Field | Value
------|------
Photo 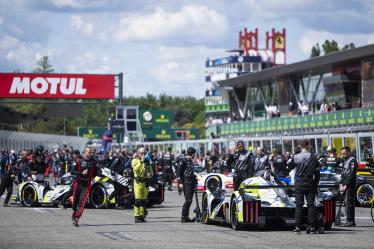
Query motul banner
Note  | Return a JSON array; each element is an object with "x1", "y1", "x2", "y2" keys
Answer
[{"x1": 0, "y1": 73, "x2": 116, "y2": 99}]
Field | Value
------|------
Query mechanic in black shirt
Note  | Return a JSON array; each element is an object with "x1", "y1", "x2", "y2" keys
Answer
[
  {"x1": 339, "y1": 146, "x2": 358, "y2": 227},
  {"x1": 180, "y1": 147, "x2": 197, "y2": 223},
  {"x1": 176, "y1": 149, "x2": 186, "y2": 195},
  {"x1": 289, "y1": 139, "x2": 320, "y2": 234},
  {"x1": 0, "y1": 150, "x2": 17, "y2": 207},
  {"x1": 163, "y1": 147, "x2": 175, "y2": 191}
]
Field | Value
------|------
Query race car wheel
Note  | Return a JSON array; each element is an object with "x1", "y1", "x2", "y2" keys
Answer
[
  {"x1": 90, "y1": 184, "x2": 108, "y2": 209},
  {"x1": 21, "y1": 185, "x2": 37, "y2": 207},
  {"x1": 356, "y1": 183, "x2": 374, "y2": 206},
  {"x1": 231, "y1": 198, "x2": 242, "y2": 231},
  {"x1": 202, "y1": 194, "x2": 211, "y2": 225}
]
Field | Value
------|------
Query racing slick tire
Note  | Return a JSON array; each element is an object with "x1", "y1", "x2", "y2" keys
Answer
[
  {"x1": 202, "y1": 194, "x2": 211, "y2": 225},
  {"x1": 90, "y1": 184, "x2": 108, "y2": 209},
  {"x1": 231, "y1": 197, "x2": 242, "y2": 231},
  {"x1": 356, "y1": 183, "x2": 374, "y2": 206},
  {"x1": 21, "y1": 184, "x2": 38, "y2": 207}
]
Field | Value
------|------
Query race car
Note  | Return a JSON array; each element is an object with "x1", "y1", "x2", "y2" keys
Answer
[
  {"x1": 89, "y1": 167, "x2": 164, "y2": 209},
  {"x1": 196, "y1": 172, "x2": 233, "y2": 191},
  {"x1": 19, "y1": 173, "x2": 73, "y2": 207},
  {"x1": 201, "y1": 174, "x2": 335, "y2": 231}
]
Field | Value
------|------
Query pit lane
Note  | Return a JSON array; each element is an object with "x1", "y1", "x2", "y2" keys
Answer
[{"x1": 1, "y1": 187, "x2": 374, "y2": 249}]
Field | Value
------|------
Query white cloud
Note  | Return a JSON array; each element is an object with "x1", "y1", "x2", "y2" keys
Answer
[
  {"x1": 52, "y1": 0, "x2": 79, "y2": 8},
  {"x1": 157, "y1": 45, "x2": 224, "y2": 62},
  {"x1": 299, "y1": 30, "x2": 374, "y2": 56},
  {"x1": 151, "y1": 61, "x2": 199, "y2": 84},
  {"x1": 70, "y1": 16, "x2": 93, "y2": 36},
  {"x1": 114, "y1": 5, "x2": 228, "y2": 43}
]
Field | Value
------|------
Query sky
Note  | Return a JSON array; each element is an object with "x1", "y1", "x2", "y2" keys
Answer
[{"x1": 1, "y1": 0, "x2": 374, "y2": 98}]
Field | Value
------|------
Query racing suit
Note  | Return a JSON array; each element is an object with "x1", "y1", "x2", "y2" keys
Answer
[
  {"x1": 340, "y1": 156, "x2": 358, "y2": 224},
  {"x1": 132, "y1": 157, "x2": 152, "y2": 222},
  {"x1": 71, "y1": 156, "x2": 97, "y2": 220},
  {"x1": 176, "y1": 153, "x2": 186, "y2": 195},
  {"x1": 180, "y1": 156, "x2": 197, "y2": 221},
  {"x1": 162, "y1": 152, "x2": 174, "y2": 190},
  {"x1": 252, "y1": 154, "x2": 271, "y2": 178},
  {"x1": 290, "y1": 150, "x2": 320, "y2": 228},
  {"x1": 233, "y1": 150, "x2": 252, "y2": 191}
]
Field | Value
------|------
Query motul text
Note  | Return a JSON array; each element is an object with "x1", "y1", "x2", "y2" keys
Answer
[{"x1": 0, "y1": 73, "x2": 116, "y2": 99}]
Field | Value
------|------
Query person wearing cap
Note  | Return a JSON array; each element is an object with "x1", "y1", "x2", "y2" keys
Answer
[
  {"x1": 338, "y1": 146, "x2": 358, "y2": 227},
  {"x1": 232, "y1": 141, "x2": 253, "y2": 190}
]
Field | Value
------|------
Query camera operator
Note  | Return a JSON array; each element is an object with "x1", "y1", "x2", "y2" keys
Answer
[
  {"x1": 339, "y1": 146, "x2": 358, "y2": 227},
  {"x1": 288, "y1": 140, "x2": 320, "y2": 234},
  {"x1": 71, "y1": 147, "x2": 98, "y2": 227},
  {"x1": 132, "y1": 147, "x2": 153, "y2": 223},
  {"x1": 179, "y1": 147, "x2": 197, "y2": 223}
]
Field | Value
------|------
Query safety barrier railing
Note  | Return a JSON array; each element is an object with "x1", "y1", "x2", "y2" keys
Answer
[{"x1": 0, "y1": 130, "x2": 89, "y2": 151}]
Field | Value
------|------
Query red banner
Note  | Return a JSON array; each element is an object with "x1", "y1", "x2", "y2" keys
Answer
[{"x1": 0, "y1": 73, "x2": 116, "y2": 99}]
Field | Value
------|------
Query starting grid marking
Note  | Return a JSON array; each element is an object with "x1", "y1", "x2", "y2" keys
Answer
[{"x1": 96, "y1": 232, "x2": 136, "y2": 241}]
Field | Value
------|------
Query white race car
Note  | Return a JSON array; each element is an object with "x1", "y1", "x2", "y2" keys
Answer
[
  {"x1": 201, "y1": 174, "x2": 335, "y2": 231},
  {"x1": 196, "y1": 172, "x2": 234, "y2": 191},
  {"x1": 19, "y1": 173, "x2": 73, "y2": 207}
]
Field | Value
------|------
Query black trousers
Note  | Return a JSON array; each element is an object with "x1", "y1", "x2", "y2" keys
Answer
[
  {"x1": 72, "y1": 181, "x2": 90, "y2": 219},
  {"x1": 295, "y1": 185, "x2": 316, "y2": 227},
  {"x1": 182, "y1": 182, "x2": 194, "y2": 218},
  {"x1": 345, "y1": 184, "x2": 356, "y2": 222},
  {"x1": 0, "y1": 176, "x2": 13, "y2": 204}
]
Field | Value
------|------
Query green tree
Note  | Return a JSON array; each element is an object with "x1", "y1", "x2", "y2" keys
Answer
[
  {"x1": 310, "y1": 43, "x2": 321, "y2": 58},
  {"x1": 34, "y1": 56, "x2": 54, "y2": 73},
  {"x1": 321, "y1": 40, "x2": 340, "y2": 55},
  {"x1": 310, "y1": 40, "x2": 356, "y2": 57}
]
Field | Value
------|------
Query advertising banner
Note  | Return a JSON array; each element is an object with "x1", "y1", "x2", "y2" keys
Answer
[
  {"x1": 209, "y1": 108, "x2": 374, "y2": 137},
  {"x1": 0, "y1": 73, "x2": 115, "y2": 99},
  {"x1": 139, "y1": 109, "x2": 173, "y2": 129}
]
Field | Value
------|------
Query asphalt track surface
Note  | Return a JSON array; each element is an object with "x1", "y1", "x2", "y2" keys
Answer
[{"x1": 1, "y1": 186, "x2": 374, "y2": 249}]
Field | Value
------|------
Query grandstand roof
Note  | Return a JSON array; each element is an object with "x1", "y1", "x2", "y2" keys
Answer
[{"x1": 218, "y1": 43, "x2": 374, "y2": 88}]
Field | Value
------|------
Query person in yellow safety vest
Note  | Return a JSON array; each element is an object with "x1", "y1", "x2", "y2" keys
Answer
[{"x1": 132, "y1": 147, "x2": 153, "y2": 223}]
